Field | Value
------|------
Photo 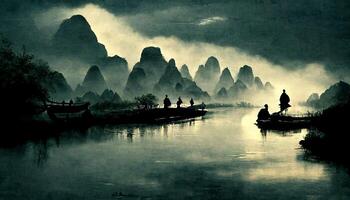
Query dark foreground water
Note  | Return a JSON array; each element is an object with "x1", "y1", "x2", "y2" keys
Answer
[{"x1": 0, "y1": 108, "x2": 350, "y2": 200}]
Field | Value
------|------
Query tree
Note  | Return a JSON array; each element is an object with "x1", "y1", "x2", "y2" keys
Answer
[
  {"x1": 134, "y1": 94, "x2": 158, "y2": 109},
  {"x1": 0, "y1": 38, "x2": 50, "y2": 117}
]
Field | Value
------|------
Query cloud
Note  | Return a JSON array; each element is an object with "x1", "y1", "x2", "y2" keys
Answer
[
  {"x1": 1, "y1": 0, "x2": 350, "y2": 81},
  {"x1": 36, "y1": 4, "x2": 335, "y2": 105},
  {"x1": 198, "y1": 16, "x2": 226, "y2": 26}
]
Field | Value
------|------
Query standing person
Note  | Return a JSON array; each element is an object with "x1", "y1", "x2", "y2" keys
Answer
[
  {"x1": 190, "y1": 98, "x2": 194, "y2": 107},
  {"x1": 176, "y1": 97, "x2": 183, "y2": 108},
  {"x1": 279, "y1": 89, "x2": 291, "y2": 113},
  {"x1": 163, "y1": 95, "x2": 171, "y2": 109}
]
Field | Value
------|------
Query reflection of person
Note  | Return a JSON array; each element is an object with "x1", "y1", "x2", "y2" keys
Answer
[
  {"x1": 257, "y1": 104, "x2": 270, "y2": 121},
  {"x1": 190, "y1": 98, "x2": 194, "y2": 107},
  {"x1": 163, "y1": 95, "x2": 171, "y2": 109},
  {"x1": 279, "y1": 89, "x2": 291, "y2": 112},
  {"x1": 176, "y1": 97, "x2": 183, "y2": 108}
]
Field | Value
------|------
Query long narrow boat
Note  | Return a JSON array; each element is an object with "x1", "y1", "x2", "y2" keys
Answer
[
  {"x1": 96, "y1": 107, "x2": 207, "y2": 124},
  {"x1": 256, "y1": 114, "x2": 313, "y2": 130},
  {"x1": 46, "y1": 100, "x2": 207, "y2": 125}
]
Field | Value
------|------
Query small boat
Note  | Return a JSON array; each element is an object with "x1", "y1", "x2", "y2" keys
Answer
[
  {"x1": 46, "y1": 101, "x2": 91, "y2": 123},
  {"x1": 256, "y1": 114, "x2": 312, "y2": 130}
]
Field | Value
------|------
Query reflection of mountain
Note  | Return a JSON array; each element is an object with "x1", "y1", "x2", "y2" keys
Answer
[
  {"x1": 306, "y1": 81, "x2": 350, "y2": 108},
  {"x1": 194, "y1": 56, "x2": 221, "y2": 93}
]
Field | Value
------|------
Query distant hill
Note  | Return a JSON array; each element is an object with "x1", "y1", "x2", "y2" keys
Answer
[
  {"x1": 215, "y1": 68, "x2": 234, "y2": 92},
  {"x1": 306, "y1": 81, "x2": 350, "y2": 109},
  {"x1": 75, "y1": 65, "x2": 108, "y2": 95},
  {"x1": 194, "y1": 56, "x2": 221, "y2": 93}
]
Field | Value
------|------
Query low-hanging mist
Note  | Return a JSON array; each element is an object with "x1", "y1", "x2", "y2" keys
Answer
[{"x1": 36, "y1": 4, "x2": 335, "y2": 109}]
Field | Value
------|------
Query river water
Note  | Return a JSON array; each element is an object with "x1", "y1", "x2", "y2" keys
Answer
[{"x1": 0, "y1": 108, "x2": 349, "y2": 199}]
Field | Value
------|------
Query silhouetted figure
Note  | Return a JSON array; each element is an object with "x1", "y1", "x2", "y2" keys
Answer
[
  {"x1": 201, "y1": 102, "x2": 206, "y2": 111},
  {"x1": 163, "y1": 95, "x2": 171, "y2": 109},
  {"x1": 176, "y1": 97, "x2": 183, "y2": 108},
  {"x1": 69, "y1": 99, "x2": 73, "y2": 106},
  {"x1": 61, "y1": 100, "x2": 65, "y2": 106},
  {"x1": 279, "y1": 89, "x2": 291, "y2": 113},
  {"x1": 190, "y1": 98, "x2": 194, "y2": 107},
  {"x1": 257, "y1": 104, "x2": 270, "y2": 121}
]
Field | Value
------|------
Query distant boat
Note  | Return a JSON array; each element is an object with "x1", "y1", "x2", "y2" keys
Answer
[{"x1": 256, "y1": 114, "x2": 313, "y2": 130}]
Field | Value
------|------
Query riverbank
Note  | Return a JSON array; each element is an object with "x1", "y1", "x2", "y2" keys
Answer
[{"x1": 299, "y1": 101, "x2": 350, "y2": 167}]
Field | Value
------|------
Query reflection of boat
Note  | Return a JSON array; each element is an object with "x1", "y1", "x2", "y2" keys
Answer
[
  {"x1": 256, "y1": 115, "x2": 312, "y2": 130},
  {"x1": 97, "y1": 108, "x2": 207, "y2": 124},
  {"x1": 46, "y1": 101, "x2": 91, "y2": 122}
]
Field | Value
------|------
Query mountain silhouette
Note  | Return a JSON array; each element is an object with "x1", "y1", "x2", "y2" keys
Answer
[
  {"x1": 96, "y1": 55, "x2": 129, "y2": 92},
  {"x1": 52, "y1": 15, "x2": 107, "y2": 62},
  {"x1": 44, "y1": 71, "x2": 73, "y2": 100},
  {"x1": 228, "y1": 79, "x2": 248, "y2": 98},
  {"x1": 237, "y1": 65, "x2": 254, "y2": 87},
  {"x1": 264, "y1": 82, "x2": 274, "y2": 90},
  {"x1": 216, "y1": 87, "x2": 228, "y2": 99},
  {"x1": 76, "y1": 65, "x2": 108, "y2": 95},
  {"x1": 194, "y1": 56, "x2": 221, "y2": 93},
  {"x1": 308, "y1": 81, "x2": 350, "y2": 108},
  {"x1": 254, "y1": 76, "x2": 264, "y2": 89},
  {"x1": 215, "y1": 68, "x2": 234, "y2": 92},
  {"x1": 180, "y1": 64, "x2": 192, "y2": 80},
  {"x1": 124, "y1": 47, "x2": 168, "y2": 97},
  {"x1": 124, "y1": 67, "x2": 147, "y2": 98}
]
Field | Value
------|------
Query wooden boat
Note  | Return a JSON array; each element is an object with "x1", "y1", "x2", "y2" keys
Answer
[
  {"x1": 46, "y1": 101, "x2": 91, "y2": 122},
  {"x1": 96, "y1": 107, "x2": 207, "y2": 124},
  {"x1": 256, "y1": 114, "x2": 312, "y2": 130}
]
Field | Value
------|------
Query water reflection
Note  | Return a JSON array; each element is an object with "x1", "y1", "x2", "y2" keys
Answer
[{"x1": 0, "y1": 108, "x2": 349, "y2": 199}]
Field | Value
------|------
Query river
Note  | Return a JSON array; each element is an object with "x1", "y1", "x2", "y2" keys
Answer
[{"x1": 0, "y1": 108, "x2": 349, "y2": 199}]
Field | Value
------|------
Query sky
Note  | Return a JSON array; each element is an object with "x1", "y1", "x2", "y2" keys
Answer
[{"x1": 0, "y1": 0, "x2": 349, "y2": 104}]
